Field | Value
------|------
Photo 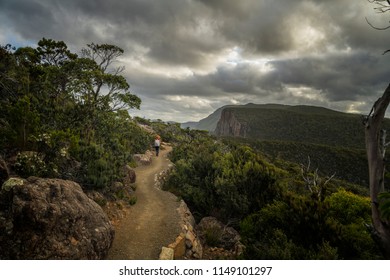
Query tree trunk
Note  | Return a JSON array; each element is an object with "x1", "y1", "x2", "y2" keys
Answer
[{"x1": 365, "y1": 83, "x2": 390, "y2": 258}]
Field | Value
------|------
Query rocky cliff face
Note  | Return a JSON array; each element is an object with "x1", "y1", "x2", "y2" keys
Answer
[
  {"x1": 214, "y1": 109, "x2": 248, "y2": 137},
  {"x1": 0, "y1": 177, "x2": 114, "y2": 259}
]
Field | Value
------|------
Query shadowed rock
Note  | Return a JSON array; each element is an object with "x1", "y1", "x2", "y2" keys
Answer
[
  {"x1": 0, "y1": 177, "x2": 114, "y2": 259},
  {"x1": 0, "y1": 157, "x2": 9, "y2": 186}
]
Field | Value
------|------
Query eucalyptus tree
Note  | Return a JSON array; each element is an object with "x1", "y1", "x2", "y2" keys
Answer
[
  {"x1": 364, "y1": 0, "x2": 390, "y2": 258},
  {"x1": 79, "y1": 43, "x2": 141, "y2": 112},
  {"x1": 0, "y1": 39, "x2": 144, "y2": 186}
]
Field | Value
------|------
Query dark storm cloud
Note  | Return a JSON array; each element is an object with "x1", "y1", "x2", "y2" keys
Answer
[
  {"x1": 266, "y1": 52, "x2": 390, "y2": 101},
  {"x1": 2, "y1": 0, "x2": 388, "y2": 61},
  {"x1": 2, "y1": 0, "x2": 390, "y2": 121},
  {"x1": 53, "y1": 0, "x2": 226, "y2": 67},
  {"x1": 203, "y1": 0, "x2": 303, "y2": 54},
  {"x1": 214, "y1": 52, "x2": 390, "y2": 102},
  {"x1": 0, "y1": 0, "x2": 56, "y2": 38},
  {"x1": 128, "y1": 50, "x2": 390, "y2": 108}
]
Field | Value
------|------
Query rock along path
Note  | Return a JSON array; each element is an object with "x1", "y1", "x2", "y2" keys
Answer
[{"x1": 106, "y1": 146, "x2": 181, "y2": 259}]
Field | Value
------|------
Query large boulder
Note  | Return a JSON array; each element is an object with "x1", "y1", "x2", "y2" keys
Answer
[
  {"x1": 122, "y1": 165, "x2": 136, "y2": 186},
  {"x1": 197, "y1": 217, "x2": 244, "y2": 257},
  {"x1": 133, "y1": 150, "x2": 153, "y2": 166},
  {"x1": 0, "y1": 177, "x2": 114, "y2": 259}
]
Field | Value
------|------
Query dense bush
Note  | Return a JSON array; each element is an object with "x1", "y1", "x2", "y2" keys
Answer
[
  {"x1": 167, "y1": 137, "x2": 279, "y2": 223},
  {"x1": 240, "y1": 188, "x2": 380, "y2": 259},
  {"x1": 0, "y1": 39, "x2": 149, "y2": 190},
  {"x1": 165, "y1": 131, "x2": 382, "y2": 259}
]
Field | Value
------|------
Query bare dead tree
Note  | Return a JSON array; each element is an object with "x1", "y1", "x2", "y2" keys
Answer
[
  {"x1": 363, "y1": 84, "x2": 390, "y2": 258},
  {"x1": 368, "y1": 0, "x2": 390, "y2": 13},
  {"x1": 367, "y1": 0, "x2": 390, "y2": 54},
  {"x1": 301, "y1": 156, "x2": 335, "y2": 201},
  {"x1": 363, "y1": 0, "x2": 390, "y2": 258}
]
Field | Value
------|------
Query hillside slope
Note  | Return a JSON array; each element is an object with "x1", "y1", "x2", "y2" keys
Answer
[
  {"x1": 184, "y1": 103, "x2": 390, "y2": 186},
  {"x1": 181, "y1": 103, "x2": 289, "y2": 131},
  {"x1": 214, "y1": 104, "x2": 390, "y2": 149},
  {"x1": 181, "y1": 106, "x2": 226, "y2": 131}
]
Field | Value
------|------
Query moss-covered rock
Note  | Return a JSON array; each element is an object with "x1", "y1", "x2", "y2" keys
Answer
[{"x1": 1, "y1": 177, "x2": 24, "y2": 192}]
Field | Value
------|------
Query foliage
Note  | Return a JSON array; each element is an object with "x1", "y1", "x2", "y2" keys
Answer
[
  {"x1": 212, "y1": 144, "x2": 280, "y2": 219},
  {"x1": 204, "y1": 226, "x2": 223, "y2": 247},
  {"x1": 0, "y1": 39, "x2": 149, "y2": 191},
  {"x1": 165, "y1": 129, "x2": 382, "y2": 259},
  {"x1": 167, "y1": 135, "x2": 279, "y2": 223},
  {"x1": 149, "y1": 121, "x2": 201, "y2": 144},
  {"x1": 246, "y1": 139, "x2": 369, "y2": 187},
  {"x1": 210, "y1": 104, "x2": 390, "y2": 188},
  {"x1": 240, "y1": 189, "x2": 380, "y2": 259},
  {"x1": 222, "y1": 106, "x2": 387, "y2": 149},
  {"x1": 127, "y1": 196, "x2": 137, "y2": 206},
  {"x1": 14, "y1": 152, "x2": 48, "y2": 177},
  {"x1": 379, "y1": 192, "x2": 390, "y2": 220}
]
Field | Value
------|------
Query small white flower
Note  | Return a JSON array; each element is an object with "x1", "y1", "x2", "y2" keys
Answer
[{"x1": 60, "y1": 147, "x2": 68, "y2": 157}]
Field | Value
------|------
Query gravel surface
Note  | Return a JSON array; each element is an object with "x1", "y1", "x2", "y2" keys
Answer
[{"x1": 106, "y1": 146, "x2": 181, "y2": 260}]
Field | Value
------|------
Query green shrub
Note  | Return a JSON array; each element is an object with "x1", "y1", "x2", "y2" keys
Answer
[
  {"x1": 14, "y1": 152, "x2": 49, "y2": 177},
  {"x1": 127, "y1": 196, "x2": 137, "y2": 206},
  {"x1": 204, "y1": 226, "x2": 222, "y2": 247},
  {"x1": 379, "y1": 192, "x2": 390, "y2": 220}
]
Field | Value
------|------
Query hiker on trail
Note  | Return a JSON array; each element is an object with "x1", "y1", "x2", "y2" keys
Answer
[{"x1": 154, "y1": 135, "x2": 161, "y2": 156}]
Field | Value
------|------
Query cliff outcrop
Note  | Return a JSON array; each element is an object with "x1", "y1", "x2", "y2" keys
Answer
[{"x1": 215, "y1": 109, "x2": 248, "y2": 137}]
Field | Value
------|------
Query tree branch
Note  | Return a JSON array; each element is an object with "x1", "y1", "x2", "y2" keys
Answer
[{"x1": 366, "y1": 17, "x2": 390, "y2": 30}]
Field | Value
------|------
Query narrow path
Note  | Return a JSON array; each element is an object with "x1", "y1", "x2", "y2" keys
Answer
[{"x1": 106, "y1": 146, "x2": 181, "y2": 259}]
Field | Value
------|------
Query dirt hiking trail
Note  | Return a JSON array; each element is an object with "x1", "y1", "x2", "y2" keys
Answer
[{"x1": 106, "y1": 146, "x2": 181, "y2": 259}]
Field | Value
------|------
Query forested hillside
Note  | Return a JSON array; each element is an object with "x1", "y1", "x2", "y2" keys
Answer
[
  {"x1": 232, "y1": 138, "x2": 369, "y2": 186},
  {"x1": 181, "y1": 104, "x2": 390, "y2": 186},
  {"x1": 212, "y1": 104, "x2": 390, "y2": 149},
  {"x1": 175, "y1": 104, "x2": 390, "y2": 259}
]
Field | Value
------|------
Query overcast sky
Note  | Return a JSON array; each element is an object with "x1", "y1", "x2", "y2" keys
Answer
[{"x1": 1, "y1": 0, "x2": 390, "y2": 122}]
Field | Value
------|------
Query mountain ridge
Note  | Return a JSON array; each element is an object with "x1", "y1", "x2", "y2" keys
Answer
[
  {"x1": 180, "y1": 103, "x2": 390, "y2": 186},
  {"x1": 181, "y1": 103, "x2": 375, "y2": 147},
  {"x1": 215, "y1": 104, "x2": 374, "y2": 149}
]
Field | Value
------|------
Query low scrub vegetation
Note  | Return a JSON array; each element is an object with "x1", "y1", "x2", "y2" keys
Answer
[{"x1": 164, "y1": 130, "x2": 382, "y2": 259}]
